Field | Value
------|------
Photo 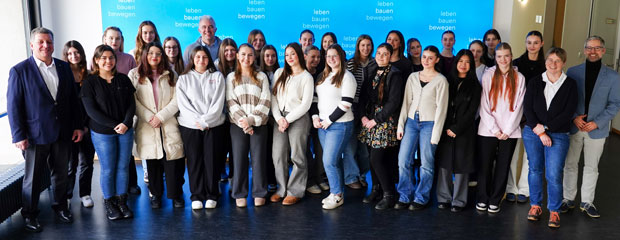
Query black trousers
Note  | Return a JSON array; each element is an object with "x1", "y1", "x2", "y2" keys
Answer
[
  {"x1": 476, "y1": 136, "x2": 518, "y2": 205},
  {"x1": 22, "y1": 140, "x2": 71, "y2": 218},
  {"x1": 67, "y1": 132, "x2": 95, "y2": 198},
  {"x1": 266, "y1": 119, "x2": 276, "y2": 185},
  {"x1": 146, "y1": 157, "x2": 185, "y2": 200},
  {"x1": 220, "y1": 120, "x2": 234, "y2": 179},
  {"x1": 369, "y1": 146, "x2": 397, "y2": 194},
  {"x1": 128, "y1": 156, "x2": 138, "y2": 187},
  {"x1": 180, "y1": 125, "x2": 223, "y2": 201},
  {"x1": 306, "y1": 126, "x2": 325, "y2": 186},
  {"x1": 230, "y1": 124, "x2": 268, "y2": 198}
]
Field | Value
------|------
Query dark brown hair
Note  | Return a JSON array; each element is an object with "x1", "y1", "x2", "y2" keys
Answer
[
  {"x1": 62, "y1": 40, "x2": 88, "y2": 84},
  {"x1": 352, "y1": 34, "x2": 374, "y2": 72},
  {"x1": 218, "y1": 38, "x2": 238, "y2": 77},
  {"x1": 273, "y1": 42, "x2": 307, "y2": 96},
  {"x1": 134, "y1": 20, "x2": 161, "y2": 65},
  {"x1": 137, "y1": 42, "x2": 173, "y2": 86},
  {"x1": 163, "y1": 36, "x2": 185, "y2": 74},
  {"x1": 91, "y1": 44, "x2": 117, "y2": 76},
  {"x1": 182, "y1": 45, "x2": 217, "y2": 75},
  {"x1": 233, "y1": 44, "x2": 260, "y2": 86}
]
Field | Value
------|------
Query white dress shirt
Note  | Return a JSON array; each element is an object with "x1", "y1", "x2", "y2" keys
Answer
[
  {"x1": 542, "y1": 71, "x2": 567, "y2": 110},
  {"x1": 34, "y1": 57, "x2": 59, "y2": 100}
]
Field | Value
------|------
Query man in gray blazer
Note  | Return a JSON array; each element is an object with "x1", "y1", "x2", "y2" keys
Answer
[{"x1": 562, "y1": 36, "x2": 620, "y2": 218}]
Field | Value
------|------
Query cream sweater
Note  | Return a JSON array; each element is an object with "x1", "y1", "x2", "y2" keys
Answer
[
  {"x1": 271, "y1": 68, "x2": 314, "y2": 123},
  {"x1": 397, "y1": 72, "x2": 449, "y2": 144}
]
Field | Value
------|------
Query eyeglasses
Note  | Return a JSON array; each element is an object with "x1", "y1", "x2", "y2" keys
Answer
[
  {"x1": 148, "y1": 52, "x2": 162, "y2": 57},
  {"x1": 585, "y1": 46, "x2": 605, "y2": 51}
]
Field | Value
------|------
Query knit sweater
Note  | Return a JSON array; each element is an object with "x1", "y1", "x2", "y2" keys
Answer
[
  {"x1": 397, "y1": 71, "x2": 449, "y2": 144},
  {"x1": 271, "y1": 68, "x2": 314, "y2": 123},
  {"x1": 312, "y1": 70, "x2": 357, "y2": 124},
  {"x1": 226, "y1": 71, "x2": 271, "y2": 128},
  {"x1": 176, "y1": 70, "x2": 226, "y2": 129}
]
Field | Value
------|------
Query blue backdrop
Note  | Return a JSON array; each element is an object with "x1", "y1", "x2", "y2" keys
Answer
[{"x1": 102, "y1": 0, "x2": 494, "y2": 63}]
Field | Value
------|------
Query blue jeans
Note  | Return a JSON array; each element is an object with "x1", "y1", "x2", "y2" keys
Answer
[
  {"x1": 342, "y1": 124, "x2": 367, "y2": 184},
  {"x1": 397, "y1": 115, "x2": 436, "y2": 204},
  {"x1": 318, "y1": 121, "x2": 354, "y2": 195},
  {"x1": 91, "y1": 129, "x2": 134, "y2": 199},
  {"x1": 522, "y1": 126, "x2": 569, "y2": 212}
]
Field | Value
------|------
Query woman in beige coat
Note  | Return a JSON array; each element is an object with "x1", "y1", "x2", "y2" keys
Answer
[{"x1": 129, "y1": 42, "x2": 185, "y2": 209}]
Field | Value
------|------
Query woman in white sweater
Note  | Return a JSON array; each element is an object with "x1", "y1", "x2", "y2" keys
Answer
[
  {"x1": 270, "y1": 42, "x2": 314, "y2": 206},
  {"x1": 226, "y1": 44, "x2": 272, "y2": 208},
  {"x1": 395, "y1": 45, "x2": 449, "y2": 210},
  {"x1": 176, "y1": 46, "x2": 226, "y2": 210},
  {"x1": 312, "y1": 44, "x2": 357, "y2": 209},
  {"x1": 128, "y1": 42, "x2": 185, "y2": 209}
]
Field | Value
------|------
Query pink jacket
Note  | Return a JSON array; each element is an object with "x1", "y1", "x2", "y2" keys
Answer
[{"x1": 478, "y1": 66, "x2": 526, "y2": 138}]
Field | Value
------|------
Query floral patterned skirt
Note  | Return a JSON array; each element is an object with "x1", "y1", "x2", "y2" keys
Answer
[{"x1": 358, "y1": 107, "x2": 399, "y2": 149}]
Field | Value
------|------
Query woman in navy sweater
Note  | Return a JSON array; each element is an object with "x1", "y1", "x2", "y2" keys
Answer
[{"x1": 522, "y1": 47, "x2": 577, "y2": 228}]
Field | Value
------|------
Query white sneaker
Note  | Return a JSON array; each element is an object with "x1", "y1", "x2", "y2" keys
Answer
[
  {"x1": 488, "y1": 204, "x2": 500, "y2": 213},
  {"x1": 476, "y1": 202, "x2": 487, "y2": 211},
  {"x1": 322, "y1": 194, "x2": 343, "y2": 210},
  {"x1": 306, "y1": 185, "x2": 322, "y2": 194},
  {"x1": 191, "y1": 200, "x2": 204, "y2": 210},
  {"x1": 143, "y1": 170, "x2": 149, "y2": 183},
  {"x1": 205, "y1": 200, "x2": 217, "y2": 209},
  {"x1": 81, "y1": 195, "x2": 94, "y2": 208}
]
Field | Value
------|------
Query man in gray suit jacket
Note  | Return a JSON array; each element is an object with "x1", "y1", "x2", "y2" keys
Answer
[{"x1": 562, "y1": 36, "x2": 620, "y2": 218}]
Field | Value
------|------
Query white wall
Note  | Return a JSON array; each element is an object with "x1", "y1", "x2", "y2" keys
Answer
[
  {"x1": 493, "y1": 0, "x2": 514, "y2": 43},
  {"x1": 40, "y1": 0, "x2": 102, "y2": 67},
  {"x1": 0, "y1": 0, "x2": 29, "y2": 114}
]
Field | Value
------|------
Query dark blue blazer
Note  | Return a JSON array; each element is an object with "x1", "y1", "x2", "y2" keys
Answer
[{"x1": 7, "y1": 56, "x2": 82, "y2": 145}]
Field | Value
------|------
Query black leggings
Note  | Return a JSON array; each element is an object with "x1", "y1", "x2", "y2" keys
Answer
[{"x1": 369, "y1": 146, "x2": 397, "y2": 195}]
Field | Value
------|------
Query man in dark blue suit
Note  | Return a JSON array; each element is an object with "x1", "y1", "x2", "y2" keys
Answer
[{"x1": 7, "y1": 27, "x2": 83, "y2": 233}]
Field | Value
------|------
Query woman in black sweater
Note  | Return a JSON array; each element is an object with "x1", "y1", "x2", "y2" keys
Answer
[
  {"x1": 81, "y1": 45, "x2": 136, "y2": 221},
  {"x1": 522, "y1": 47, "x2": 577, "y2": 228},
  {"x1": 506, "y1": 30, "x2": 546, "y2": 203},
  {"x1": 358, "y1": 43, "x2": 405, "y2": 210},
  {"x1": 435, "y1": 49, "x2": 481, "y2": 212}
]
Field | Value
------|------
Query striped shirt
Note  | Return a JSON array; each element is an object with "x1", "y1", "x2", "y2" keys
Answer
[
  {"x1": 346, "y1": 58, "x2": 372, "y2": 103},
  {"x1": 226, "y1": 71, "x2": 271, "y2": 128}
]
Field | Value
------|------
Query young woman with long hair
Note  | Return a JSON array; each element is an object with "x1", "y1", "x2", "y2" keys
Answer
[
  {"x1": 407, "y1": 38, "x2": 423, "y2": 72},
  {"x1": 476, "y1": 43, "x2": 526, "y2": 214},
  {"x1": 482, "y1": 29, "x2": 501, "y2": 67},
  {"x1": 130, "y1": 20, "x2": 161, "y2": 65},
  {"x1": 215, "y1": 38, "x2": 238, "y2": 182},
  {"x1": 176, "y1": 46, "x2": 226, "y2": 209},
  {"x1": 270, "y1": 42, "x2": 314, "y2": 206},
  {"x1": 62, "y1": 40, "x2": 96, "y2": 208},
  {"x1": 163, "y1": 36, "x2": 185, "y2": 75},
  {"x1": 358, "y1": 43, "x2": 405, "y2": 210},
  {"x1": 128, "y1": 42, "x2": 185, "y2": 209},
  {"x1": 81, "y1": 45, "x2": 135, "y2": 220},
  {"x1": 226, "y1": 44, "x2": 272, "y2": 207},
  {"x1": 395, "y1": 45, "x2": 449, "y2": 210},
  {"x1": 386, "y1": 30, "x2": 412, "y2": 78}
]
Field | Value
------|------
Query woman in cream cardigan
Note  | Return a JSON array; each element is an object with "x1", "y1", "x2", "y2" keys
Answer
[
  {"x1": 128, "y1": 42, "x2": 185, "y2": 209},
  {"x1": 395, "y1": 45, "x2": 449, "y2": 211}
]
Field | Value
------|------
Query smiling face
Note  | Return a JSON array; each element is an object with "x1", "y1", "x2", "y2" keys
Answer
[
  {"x1": 545, "y1": 53, "x2": 565, "y2": 76},
  {"x1": 224, "y1": 45, "x2": 237, "y2": 62},
  {"x1": 66, "y1": 47, "x2": 81, "y2": 65},
  {"x1": 251, "y1": 33, "x2": 265, "y2": 51},
  {"x1": 495, "y1": 48, "x2": 512, "y2": 70},
  {"x1": 584, "y1": 39, "x2": 606, "y2": 62},
  {"x1": 264, "y1": 49, "x2": 277, "y2": 67},
  {"x1": 199, "y1": 18, "x2": 217, "y2": 42},
  {"x1": 322, "y1": 35, "x2": 334, "y2": 50},
  {"x1": 237, "y1": 45, "x2": 255, "y2": 69},
  {"x1": 285, "y1": 47, "x2": 300, "y2": 68},
  {"x1": 421, "y1": 50, "x2": 439, "y2": 70},
  {"x1": 193, "y1": 50, "x2": 209, "y2": 72},
  {"x1": 30, "y1": 33, "x2": 54, "y2": 63},
  {"x1": 147, "y1": 46, "x2": 162, "y2": 68},
  {"x1": 141, "y1": 25, "x2": 156, "y2": 44},
  {"x1": 326, "y1": 48, "x2": 341, "y2": 72},
  {"x1": 359, "y1": 39, "x2": 372, "y2": 58},
  {"x1": 375, "y1": 47, "x2": 391, "y2": 67},
  {"x1": 457, "y1": 55, "x2": 471, "y2": 76},
  {"x1": 104, "y1": 30, "x2": 122, "y2": 51},
  {"x1": 305, "y1": 49, "x2": 320, "y2": 69},
  {"x1": 164, "y1": 40, "x2": 179, "y2": 59},
  {"x1": 96, "y1": 50, "x2": 116, "y2": 73}
]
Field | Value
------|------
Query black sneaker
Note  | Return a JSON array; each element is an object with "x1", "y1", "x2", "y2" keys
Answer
[
  {"x1": 437, "y1": 202, "x2": 451, "y2": 210},
  {"x1": 580, "y1": 202, "x2": 600, "y2": 218},
  {"x1": 128, "y1": 186, "x2": 141, "y2": 195},
  {"x1": 408, "y1": 202, "x2": 426, "y2": 211},
  {"x1": 375, "y1": 195, "x2": 395, "y2": 210},
  {"x1": 560, "y1": 199, "x2": 575, "y2": 213},
  {"x1": 173, "y1": 198, "x2": 185, "y2": 208},
  {"x1": 150, "y1": 196, "x2": 162, "y2": 209},
  {"x1": 394, "y1": 201, "x2": 410, "y2": 210},
  {"x1": 451, "y1": 206, "x2": 464, "y2": 212}
]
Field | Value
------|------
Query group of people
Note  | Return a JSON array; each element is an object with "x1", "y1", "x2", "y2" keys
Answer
[{"x1": 8, "y1": 14, "x2": 620, "y2": 233}]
